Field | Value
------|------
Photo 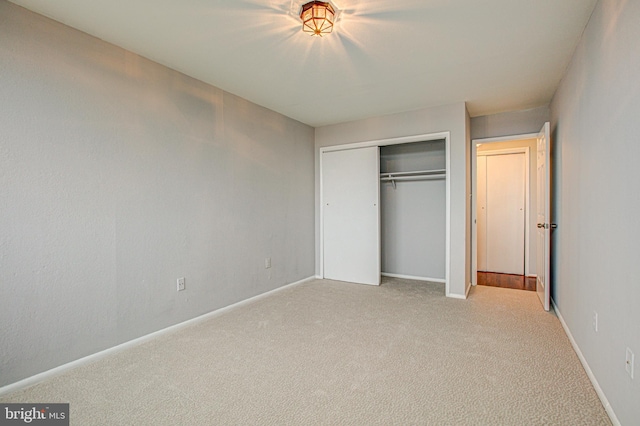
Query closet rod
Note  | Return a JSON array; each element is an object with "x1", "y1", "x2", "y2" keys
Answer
[
  {"x1": 380, "y1": 175, "x2": 445, "y2": 182},
  {"x1": 379, "y1": 169, "x2": 445, "y2": 178}
]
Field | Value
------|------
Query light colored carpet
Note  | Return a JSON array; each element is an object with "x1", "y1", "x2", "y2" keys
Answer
[{"x1": 1, "y1": 278, "x2": 610, "y2": 425}]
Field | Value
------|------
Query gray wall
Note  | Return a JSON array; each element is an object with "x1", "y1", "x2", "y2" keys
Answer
[
  {"x1": 315, "y1": 103, "x2": 470, "y2": 297},
  {"x1": 381, "y1": 181, "x2": 446, "y2": 279},
  {"x1": 550, "y1": 0, "x2": 640, "y2": 422},
  {"x1": 471, "y1": 106, "x2": 550, "y2": 140},
  {"x1": 0, "y1": 2, "x2": 315, "y2": 387}
]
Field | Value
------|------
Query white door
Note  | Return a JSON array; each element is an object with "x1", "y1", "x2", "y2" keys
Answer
[
  {"x1": 478, "y1": 153, "x2": 526, "y2": 275},
  {"x1": 476, "y1": 156, "x2": 488, "y2": 272},
  {"x1": 536, "y1": 122, "x2": 551, "y2": 311},
  {"x1": 322, "y1": 147, "x2": 380, "y2": 286}
]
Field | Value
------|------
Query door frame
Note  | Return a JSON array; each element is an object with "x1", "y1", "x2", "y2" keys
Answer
[
  {"x1": 320, "y1": 131, "x2": 452, "y2": 296},
  {"x1": 471, "y1": 133, "x2": 537, "y2": 286}
]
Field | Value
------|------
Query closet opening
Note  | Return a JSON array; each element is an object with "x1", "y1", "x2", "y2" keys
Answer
[{"x1": 380, "y1": 139, "x2": 446, "y2": 284}]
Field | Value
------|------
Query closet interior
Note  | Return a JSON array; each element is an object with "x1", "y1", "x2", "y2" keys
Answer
[{"x1": 380, "y1": 139, "x2": 446, "y2": 282}]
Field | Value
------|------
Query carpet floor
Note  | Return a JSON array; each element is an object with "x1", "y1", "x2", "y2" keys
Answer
[{"x1": 0, "y1": 277, "x2": 611, "y2": 425}]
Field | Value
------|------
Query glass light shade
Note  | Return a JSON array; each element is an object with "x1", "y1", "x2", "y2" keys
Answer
[{"x1": 300, "y1": 1, "x2": 335, "y2": 36}]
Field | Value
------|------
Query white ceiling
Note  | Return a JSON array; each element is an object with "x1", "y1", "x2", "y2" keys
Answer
[{"x1": 9, "y1": 0, "x2": 597, "y2": 127}]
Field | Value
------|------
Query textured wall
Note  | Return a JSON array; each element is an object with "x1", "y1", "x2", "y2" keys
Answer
[
  {"x1": 315, "y1": 103, "x2": 469, "y2": 297},
  {"x1": 550, "y1": 0, "x2": 640, "y2": 422},
  {"x1": 0, "y1": 2, "x2": 315, "y2": 387}
]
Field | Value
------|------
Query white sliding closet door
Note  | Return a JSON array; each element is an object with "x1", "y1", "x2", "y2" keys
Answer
[{"x1": 322, "y1": 147, "x2": 380, "y2": 286}]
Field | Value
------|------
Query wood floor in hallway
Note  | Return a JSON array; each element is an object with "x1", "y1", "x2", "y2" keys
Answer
[{"x1": 477, "y1": 271, "x2": 536, "y2": 291}]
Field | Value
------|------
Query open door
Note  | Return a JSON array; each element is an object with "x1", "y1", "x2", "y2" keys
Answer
[
  {"x1": 536, "y1": 122, "x2": 551, "y2": 311},
  {"x1": 322, "y1": 147, "x2": 380, "y2": 286}
]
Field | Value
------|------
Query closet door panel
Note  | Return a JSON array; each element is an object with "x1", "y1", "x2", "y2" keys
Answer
[{"x1": 322, "y1": 147, "x2": 380, "y2": 286}]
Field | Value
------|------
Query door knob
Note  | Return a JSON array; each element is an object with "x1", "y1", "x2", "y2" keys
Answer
[{"x1": 537, "y1": 223, "x2": 544, "y2": 228}]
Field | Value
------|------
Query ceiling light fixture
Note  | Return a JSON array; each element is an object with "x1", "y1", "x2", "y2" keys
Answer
[{"x1": 300, "y1": 1, "x2": 336, "y2": 37}]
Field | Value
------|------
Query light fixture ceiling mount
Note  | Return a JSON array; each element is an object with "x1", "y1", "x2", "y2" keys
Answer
[{"x1": 300, "y1": 1, "x2": 336, "y2": 37}]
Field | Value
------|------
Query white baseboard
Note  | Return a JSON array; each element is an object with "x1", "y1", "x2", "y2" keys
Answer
[
  {"x1": 551, "y1": 298, "x2": 620, "y2": 426},
  {"x1": 0, "y1": 275, "x2": 316, "y2": 397},
  {"x1": 446, "y1": 292, "x2": 467, "y2": 300},
  {"x1": 381, "y1": 272, "x2": 446, "y2": 283}
]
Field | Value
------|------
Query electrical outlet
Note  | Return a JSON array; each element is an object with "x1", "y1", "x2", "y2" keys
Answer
[
  {"x1": 626, "y1": 348, "x2": 635, "y2": 379},
  {"x1": 265, "y1": 257, "x2": 271, "y2": 269},
  {"x1": 592, "y1": 311, "x2": 598, "y2": 332},
  {"x1": 177, "y1": 277, "x2": 185, "y2": 292}
]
